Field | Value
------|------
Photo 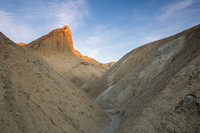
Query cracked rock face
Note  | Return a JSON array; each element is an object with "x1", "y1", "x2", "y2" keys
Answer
[{"x1": 0, "y1": 32, "x2": 111, "y2": 133}]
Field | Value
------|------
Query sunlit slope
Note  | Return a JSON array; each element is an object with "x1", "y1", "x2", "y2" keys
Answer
[{"x1": 25, "y1": 26, "x2": 114, "y2": 88}]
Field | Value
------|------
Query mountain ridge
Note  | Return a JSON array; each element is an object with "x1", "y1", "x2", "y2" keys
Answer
[
  {"x1": 82, "y1": 24, "x2": 200, "y2": 132},
  {"x1": 23, "y1": 25, "x2": 115, "y2": 88}
]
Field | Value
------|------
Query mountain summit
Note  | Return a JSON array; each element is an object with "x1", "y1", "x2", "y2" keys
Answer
[
  {"x1": 16, "y1": 42, "x2": 26, "y2": 46},
  {"x1": 25, "y1": 26, "x2": 114, "y2": 88},
  {"x1": 26, "y1": 26, "x2": 74, "y2": 56}
]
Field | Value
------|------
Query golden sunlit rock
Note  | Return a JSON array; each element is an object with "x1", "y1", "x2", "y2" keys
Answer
[
  {"x1": 16, "y1": 42, "x2": 26, "y2": 46},
  {"x1": 25, "y1": 26, "x2": 115, "y2": 88}
]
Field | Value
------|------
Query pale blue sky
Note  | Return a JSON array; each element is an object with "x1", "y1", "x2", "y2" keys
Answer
[{"x1": 0, "y1": 0, "x2": 200, "y2": 62}]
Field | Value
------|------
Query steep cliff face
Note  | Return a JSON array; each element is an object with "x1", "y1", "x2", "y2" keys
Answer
[
  {"x1": 26, "y1": 26, "x2": 74, "y2": 56},
  {"x1": 25, "y1": 26, "x2": 114, "y2": 88},
  {"x1": 83, "y1": 25, "x2": 200, "y2": 132},
  {"x1": 0, "y1": 32, "x2": 111, "y2": 133}
]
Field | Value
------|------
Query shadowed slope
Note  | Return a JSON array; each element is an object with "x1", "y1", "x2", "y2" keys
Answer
[{"x1": 83, "y1": 25, "x2": 200, "y2": 132}]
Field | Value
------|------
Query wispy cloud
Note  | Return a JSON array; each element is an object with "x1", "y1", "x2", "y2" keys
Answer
[
  {"x1": 0, "y1": 10, "x2": 37, "y2": 42},
  {"x1": 0, "y1": 0, "x2": 89, "y2": 43},
  {"x1": 0, "y1": 0, "x2": 199, "y2": 63},
  {"x1": 78, "y1": 33, "x2": 112, "y2": 60},
  {"x1": 159, "y1": 0, "x2": 196, "y2": 20},
  {"x1": 79, "y1": 47, "x2": 100, "y2": 59},
  {"x1": 75, "y1": 32, "x2": 106, "y2": 60},
  {"x1": 46, "y1": 0, "x2": 89, "y2": 30},
  {"x1": 143, "y1": 35, "x2": 162, "y2": 43},
  {"x1": 76, "y1": 35, "x2": 102, "y2": 59},
  {"x1": 85, "y1": 36, "x2": 104, "y2": 45},
  {"x1": 75, "y1": 24, "x2": 124, "y2": 62}
]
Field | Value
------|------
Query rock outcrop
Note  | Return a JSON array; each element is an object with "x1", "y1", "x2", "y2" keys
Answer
[
  {"x1": 83, "y1": 25, "x2": 200, "y2": 132},
  {"x1": 25, "y1": 26, "x2": 114, "y2": 88},
  {"x1": 16, "y1": 42, "x2": 26, "y2": 46},
  {"x1": 0, "y1": 32, "x2": 111, "y2": 133}
]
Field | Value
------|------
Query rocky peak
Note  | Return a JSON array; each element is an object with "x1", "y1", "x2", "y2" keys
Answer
[
  {"x1": 25, "y1": 26, "x2": 113, "y2": 67},
  {"x1": 16, "y1": 42, "x2": 26, "y2": 46},
  {"x1": 25, "y1": 26, "x2": 75, "y2": 56},
  {"x1": 24, "y1": 26, "x2": 115, "y2": 83}
]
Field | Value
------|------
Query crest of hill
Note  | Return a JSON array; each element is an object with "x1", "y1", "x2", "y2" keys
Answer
[
  {"x1": 24, "y1": 26, "x2": 115, "y2": 88},
  {"x1": 16, "y1": 42, "x2": 26, "y2": 46},
  {"x1": 82, "y1": 24, "x2": 200, "y2": 132},
  {"x1": 0, "y1": 32, "x2": 112, "y2": 133},
  {"x1": 26, "y1": 26, "x2": 113, "y2": 68},
  {"x1": 26, "y1": 26, "x2": 74, "y2": 56}
]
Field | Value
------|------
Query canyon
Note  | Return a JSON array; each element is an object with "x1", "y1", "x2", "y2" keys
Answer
[{"x1": 1, "y1": 24, "x2": 200, "y2": 133}]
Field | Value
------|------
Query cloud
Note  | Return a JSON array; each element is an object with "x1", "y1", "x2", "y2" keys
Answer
[
  {"x1": 143, "y1": 35, "x2": 162, "y2": 43},
  {"x1": 0, "y1": 10, "x2": 37, "y2": 43},
  {"x1": 85, "y1": 36, "x2": 104, "y2": 45},
  {"x1": 75, "y1": 34, "x2": 104, "y2": 60},
  {"x1": 46, "y1": 0, "x2": 89, "y2": 30},
  {"x1": 74, "y1": 24, "x2": 129, "y2": 62},
  {"x1": 158, "y1": 0, "x2": 196, "y2": 20},
  {"x1": 0, "y1": 0, "x2": 89, "y2": 43},
  {"x1": 74, "y1": 25, "x2": 115, "y2": 61},
  {"x1": 79, "y1": 47, "x2": 100, "y2": 59}
]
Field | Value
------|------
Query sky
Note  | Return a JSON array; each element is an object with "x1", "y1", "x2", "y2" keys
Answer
[{"x1": 0, "y1": 0, "x2": 200, "y2": 63}]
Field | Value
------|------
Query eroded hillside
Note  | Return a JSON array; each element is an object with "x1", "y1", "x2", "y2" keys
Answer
[
  {"x1": 0, "y1": 32, "x2": 111, "y2": 133},
  {"x1": 83, "y1": 25, "x2": 200, "y2": 133},
  {"x1": 1, "y1": 24, "x2": 200, "y2": 133}
]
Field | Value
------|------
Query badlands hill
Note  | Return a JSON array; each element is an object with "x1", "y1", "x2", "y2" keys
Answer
[
  {"x1": 24, "y1": 26, "x2": 114, "y2": 88},
  {"x1": 83, "y1": 25, "x2": 200, "y2": 132},
  {"x1": 0, "y1": 32, "x2": 113, "y2": 133},
  {"x1": 1, "y1": 24, "x2": 200, "y2": 133}
]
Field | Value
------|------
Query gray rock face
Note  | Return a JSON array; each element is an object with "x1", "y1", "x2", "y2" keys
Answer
[{"x1": 83, "y1": 25, "x2": 200, "y2": 132}]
